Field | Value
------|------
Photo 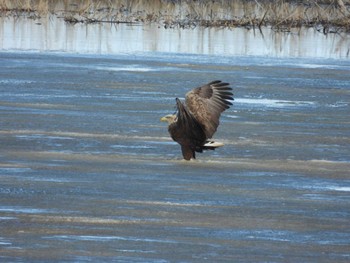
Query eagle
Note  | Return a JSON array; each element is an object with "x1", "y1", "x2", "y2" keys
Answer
[{"x1": 160, "y1": 80, "x2": 233, "y2": 160}]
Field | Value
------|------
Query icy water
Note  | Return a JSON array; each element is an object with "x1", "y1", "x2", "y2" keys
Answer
[{"x1": 1, "y1": 16, "x2": 350, "y2": 263}]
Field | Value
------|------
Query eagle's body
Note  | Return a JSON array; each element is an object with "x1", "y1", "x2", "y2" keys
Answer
[{"x1": 160, "y1": 80, "x2": 233, "y2": 160}]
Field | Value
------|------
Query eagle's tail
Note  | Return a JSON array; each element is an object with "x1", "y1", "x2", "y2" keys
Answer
[{"x1": 201, "y1": 140, "x2": 224, "y2": 150}]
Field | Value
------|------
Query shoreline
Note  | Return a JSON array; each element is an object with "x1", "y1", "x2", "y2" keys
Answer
[{"x1": 1, "y1": 0, "x2": 349, "y2": 33}]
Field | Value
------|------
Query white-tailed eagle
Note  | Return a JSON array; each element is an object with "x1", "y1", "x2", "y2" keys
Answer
[{"x1": 160, "y1": 80, "x2": 233, "y2": 160}]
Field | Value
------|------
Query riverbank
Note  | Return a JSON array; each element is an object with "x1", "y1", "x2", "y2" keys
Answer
[{"x1": 1, "y1": 0, "x2": 350, "y2": 33}]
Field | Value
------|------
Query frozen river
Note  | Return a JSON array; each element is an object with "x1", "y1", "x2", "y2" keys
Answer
[{"x1": 0, "y1": 16, "x2": 350, "y2": 262}]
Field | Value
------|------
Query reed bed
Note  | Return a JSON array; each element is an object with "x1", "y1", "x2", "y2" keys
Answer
[{"x1": 0, "y1": 0, "x2": 349, "y2": 32}]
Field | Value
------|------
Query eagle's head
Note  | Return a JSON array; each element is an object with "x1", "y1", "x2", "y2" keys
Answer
[{"x1": 160, "y1": 114, "x2": 177, "y2": 125}]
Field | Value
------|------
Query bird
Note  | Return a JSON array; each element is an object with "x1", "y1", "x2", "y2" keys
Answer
[{"x1": 160, "y1": 80, "x2": 233, "y2": 160}]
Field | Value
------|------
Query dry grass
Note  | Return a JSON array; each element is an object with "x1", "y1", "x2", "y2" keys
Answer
[{"x1": 0, "y1": 0, "x2": 349, "y2": 32}]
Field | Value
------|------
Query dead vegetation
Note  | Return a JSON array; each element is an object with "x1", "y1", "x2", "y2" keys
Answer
[{"x1": 0, "y1": 0, "x2": 349, "y2": 33}]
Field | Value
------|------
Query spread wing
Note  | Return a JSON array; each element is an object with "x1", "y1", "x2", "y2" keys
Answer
[{"x1": 185, "y1": 80, "x2": 233, "y2": 138}]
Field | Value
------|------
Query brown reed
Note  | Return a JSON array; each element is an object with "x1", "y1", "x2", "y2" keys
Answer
[{"x1": 0, "y1": 0, "x2": 349, "y2": 32}]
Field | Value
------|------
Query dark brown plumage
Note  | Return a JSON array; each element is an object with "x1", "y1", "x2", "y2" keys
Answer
[{"x1": 160, "y1": 80, "x2": 233, "y2": 160}]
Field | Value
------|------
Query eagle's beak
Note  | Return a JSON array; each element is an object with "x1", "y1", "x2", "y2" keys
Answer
[{"x1": 160, "y1": 116, "x2": 167, "y2": 122}]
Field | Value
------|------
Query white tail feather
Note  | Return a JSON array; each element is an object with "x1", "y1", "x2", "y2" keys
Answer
[{"x1": 203, "y1": 141, "x2": 224, "y2": 148}]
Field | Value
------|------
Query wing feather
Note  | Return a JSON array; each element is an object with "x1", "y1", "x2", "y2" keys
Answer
[
  {"x1": 168, "y1": 98, "x2": 206, "y2": 156},
  {"x1": 185, "y1": 80, "x2": 233, "y2": 138}
]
